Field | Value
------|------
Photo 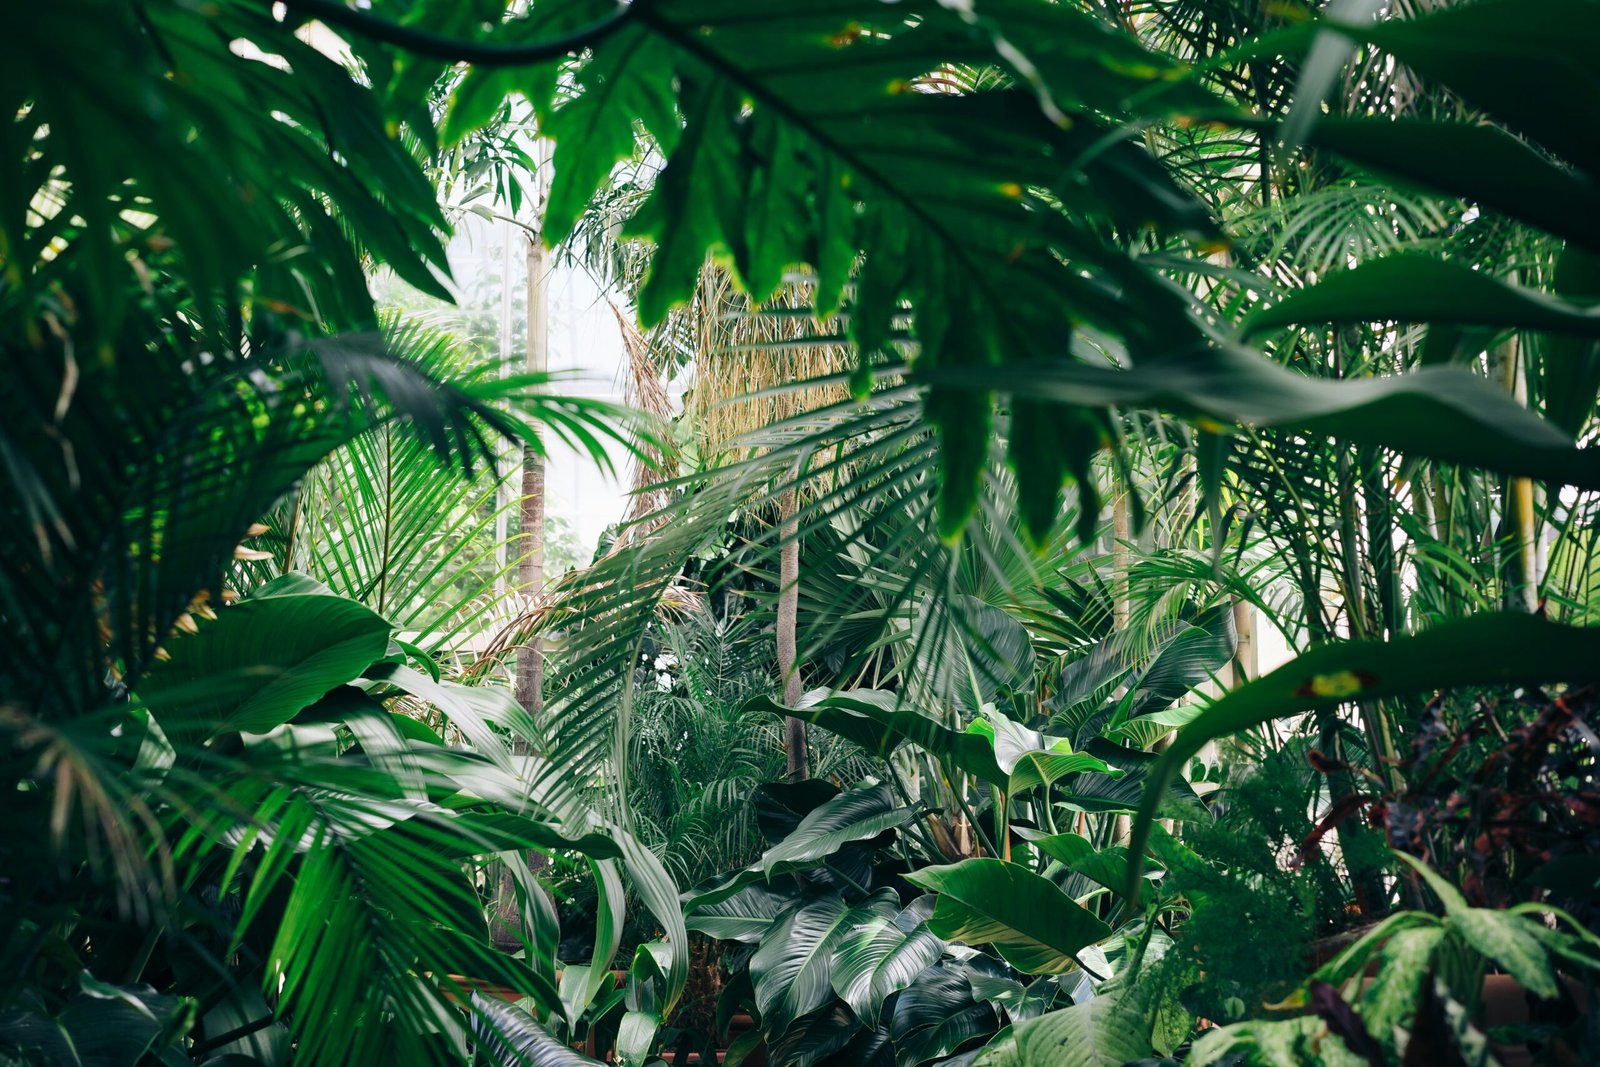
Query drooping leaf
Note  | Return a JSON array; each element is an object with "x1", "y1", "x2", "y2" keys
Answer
[
  {"x1": 750, "y1": 689, "x2": 1008, "y2": 786},
  {"x1": 1128, "y1": 614, "x2": 1600, "y2": 900},
  {"x1": 1244, "y1": 255, "x2": 1600, "y2": 339}
]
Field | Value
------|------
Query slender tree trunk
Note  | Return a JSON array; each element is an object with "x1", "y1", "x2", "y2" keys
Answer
[
  {"x1": 1112, "y1": 491, "x2": 1133, "y2": 842},
  {"x1": 1230, "y1": 598, "x2": 1254, "y2": 688},
  {"x1": 513, "y1": 229, "x2": 549, "y2": 718},
  {"x1": 494, "y1": 163, "x2": 551, "y2": 953},
  {"x1": 1111, "y1": 492, "x2": 1132, "y2": 632},
  {"x1": 778, "y1": 488, "x2": 809, "y2": 781},
  {"x1": 1500, "y1": 336, "x2": 1540, "y2": 613}
]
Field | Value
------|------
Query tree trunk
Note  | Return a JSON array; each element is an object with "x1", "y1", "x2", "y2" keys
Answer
[
  {"x1": 513, "y1": 231, "x2": 549, "y2": 718},
  {"x1": 1231, "y1": 598, "x2": 1254, "y2": 688},
  {"x1": 1112, "y1": 492, "x2": 1133, "y2": 842},
  {"x1": 1111, "y1": 492, "x2": 1132, "y2": 632},
  {"x1": 493, "y1": 188, "x2": 550, "y2": 954},
  {"x1": 1501, "y1": 337, "x2": 1540, "y2": 613},
  {"x1": 778, "y1": 488, "x2": 809, "y2": 781}
]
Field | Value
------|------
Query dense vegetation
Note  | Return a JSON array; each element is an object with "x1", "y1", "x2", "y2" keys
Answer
[{"x1": 4, "y1": 0, "x2": 1599, "y2": 1064}]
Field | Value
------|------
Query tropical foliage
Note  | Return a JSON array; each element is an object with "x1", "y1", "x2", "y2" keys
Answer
[{"x1": 5, "y1": 0, "x2": 1600, "y2": 1065}]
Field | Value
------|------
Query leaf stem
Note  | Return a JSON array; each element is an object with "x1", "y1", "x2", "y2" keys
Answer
[{"x1": 276, "y1": 0, "x2": 637, "y2": 66}]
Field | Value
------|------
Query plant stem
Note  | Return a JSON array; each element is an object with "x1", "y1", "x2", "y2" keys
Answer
[{"x1": 277, "y1": 0, "x2": 637, "y2": 66}]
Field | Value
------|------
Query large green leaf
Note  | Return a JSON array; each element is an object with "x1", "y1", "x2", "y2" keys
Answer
[
  {"x1": 889, "y1": 962, "x2": 1001, "y2": 1066},
  {"x1": 760, "y1": 783, "x2": 911, "y2": 876},
  {"x1": 750, "y1": 892, "x2": 894, "y2": 1038},
  {"x1": 831, "y1": 913, "x2": 945, "y2": 1025},
  {"x1": 1338, "y1": 0, "x2": 1600, "y2": 187},
  {"x1": 472, "y1": 995, "x2": 600, "y2": 1066},
  {"x1": 1396, "y1": 853, "x2": 1560, "y2": 1000},
  {"x1": 973, "y1": 987, "x2": 1154, "y2": 1067},
  {"x1": 966, "y1": 714, "x2": 1118, "y2": 796},
  {"x1": 1544, "y1": 245, "x2": 1600, "y2": 436},
  {"x1": 448, "y1": 0, "x2": 1226, "y2": 541},
  {"x1": 684, "y1": 882, "x2": 797, "y2": 944},
  {"x1": 1244, "y1": 255, "x2": 1600, "y2": 339},
  {"x1": 1293, "y1": 118, "x2": 1600, "y2": 253},
  {"x1": 138, "y1": 592, "x2": 391, "y2": 739},
  {"x1": 1127, "y1": 614, "x2": 1600, "y2": 899},
  {"x1": 751, "y1": 689, "x2": 1009, "y2": 786},
  {"x1": 1021, "y1": 832, "x2": 1133, "y2": 897},
  {"x1": 904, "y1": 859, "x2": 1111, "y2": 976},
  {"x1": 930, "y1": 345, "x2": 1600, "y2": 492},
  {"x1": 543, "y1": 24, "x2": 679, "y2": 247},
  {"x1": 764, "y1": 1003, "x2": 862, "y2": 1067}
]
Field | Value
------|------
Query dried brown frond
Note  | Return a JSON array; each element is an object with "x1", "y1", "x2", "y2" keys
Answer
[{"x1": 685, "y1": 265, "x2": 854, "y2": 459}]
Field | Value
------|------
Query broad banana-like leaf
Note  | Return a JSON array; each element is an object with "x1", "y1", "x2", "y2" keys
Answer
[
  {"x1": 137, "y1": 591, "x2": 391, "y2": 739},
  {"x1": 1244, "y1": 255, "x2": 1600, "y2": 339},
  {"x1": 973, "y1": 986, "x2": 1155, "y2": 1067},
  {"x1": 1018, "y1": 831, "x2": 1133, "y2": 896},
  {"x1": 750, "y1": 892, "x2": 896, "y2": 1038},
  {"x1": 831, "y1": 912, "x2": 945, "y2": 1024},
  {"x1": 760, "y1": 783, "x2": 911, "y2": 876},
  {"x1": 965, "y1": 715, "x2": 1117, "y2": 795},
  {"x1": 685, "y1": 882, "x2": 797, "y2": 943},
  {"x1": 748, "y1": 689, "x2": 1008, "y2": 786},
  {"x1": 905, "y1": 859, "x2": 1111, "y2": 975}
]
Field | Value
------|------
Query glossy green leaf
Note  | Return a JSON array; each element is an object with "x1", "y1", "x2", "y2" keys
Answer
[
  {"x1": 685, "y1": 882, "x2": 797, "y2": 943},
  {"x1": 750, "y1": 892, "x2": 886, "y2": 1038},
  {"x1": 973, "y1": 987, "x2": 1154, "y2": 1067},
  {"x1": 831, "y1": 917, "x2": 945, "y2": 1024},
  {"x1": 1245, "y1": 255, "x2": 1600, "y2": 339},
  {"x1": 764, "y1": 1002, "x2": 862, "y2": 1067},
  {"x1": 138, "y1": 593, "x2": 391, "y2": 739},
  {"x1": 1022, "y1": 833, "x2": 1132, "y2": 896},
  {"x1": 890, "y1": 962, "x2": 1000, "y2": 1066},
  {"x1": 472, "y1": 995, "x2": 600, "y2": 1066},
  {"x1": 750, "y1": 689, "x2": 1008, "y2": 786},
  {"x1": 905, "y1": 859, "x2": 1111, "y2": 975},
  {"x1": 760, "y1": 783, "x2": 911, "y2": 875}
]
